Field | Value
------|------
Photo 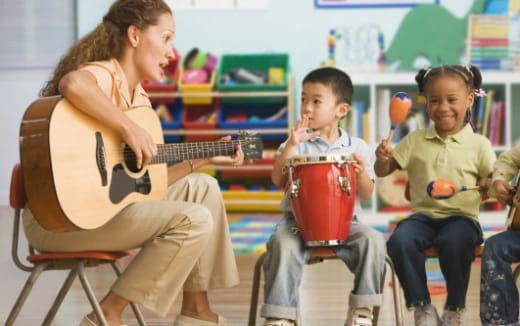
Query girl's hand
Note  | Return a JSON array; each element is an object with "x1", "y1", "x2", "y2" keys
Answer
[
  {"x1": 352, "y1": 153, "x2": 366, "y2": 176},
  {"x1": 209, "y1": 135, "x2": 245, "y2": 166},
  {"x1": 288, "y1": 115, "x2": 319, "y2": 147},
  {"x1": 121, "y1": 120, "x2": 157, "y2": 169},
  {"x1": 375, "y1": 139, "x2": 393, "y2": 162},
  {"x1": 493, "y1": 180, "x2": 514, "y2": 205},
  {"x1": 478, "y1": 177, "x2": 492, "y2": 201}
]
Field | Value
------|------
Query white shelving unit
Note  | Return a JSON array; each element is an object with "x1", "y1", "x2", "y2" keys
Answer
[{"x1": 147, "y1": 76, "x2": 295, "y2": 211}]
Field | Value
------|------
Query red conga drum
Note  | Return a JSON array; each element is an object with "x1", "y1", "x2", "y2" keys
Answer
[{"x1": 286, "y1": 154, "x2": 356, "y2": 247}]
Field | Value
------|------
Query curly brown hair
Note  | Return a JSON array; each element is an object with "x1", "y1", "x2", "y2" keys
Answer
[{"x1": 40, "y1": 0, "x2": 171, "y2": 96}]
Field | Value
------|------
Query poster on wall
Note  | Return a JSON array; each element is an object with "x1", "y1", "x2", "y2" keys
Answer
[
  {"x1": 170, "y1": 0, "x2": 268, "y2": 10},
  {"x1": 315, "y1": 0, "x2": 439, "y2": 9}
]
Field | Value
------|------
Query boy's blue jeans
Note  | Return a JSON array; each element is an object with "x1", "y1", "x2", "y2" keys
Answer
[
  {"x1": 480, "y1": 230, "x2": 520, "y2": 326},
  {"x1": 260, "y1": 214, "x2": 385, "y2": 322},
  {"x1": 387, "y1": 213, "x2": 483, "y2": 311}
]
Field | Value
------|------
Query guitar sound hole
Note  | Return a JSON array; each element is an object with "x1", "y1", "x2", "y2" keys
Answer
[{"x1": 123, "y1": 145, "x2": 142, "y2": 173}]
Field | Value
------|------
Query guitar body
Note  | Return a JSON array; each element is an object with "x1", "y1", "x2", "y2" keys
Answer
[{"x1": 20, "y1": 96, "x2": 167, "y2": 232}]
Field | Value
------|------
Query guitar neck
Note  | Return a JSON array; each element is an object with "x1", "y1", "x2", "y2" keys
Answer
[{"x1": 151, "y1": 140, "x2": 241, "y2": 164}]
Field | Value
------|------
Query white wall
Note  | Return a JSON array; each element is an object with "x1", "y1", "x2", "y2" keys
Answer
[
  {"x1": 0, "y1": 70, "x2": 51, "y2": 204},
  {"x1": 0, "y1": 0, "x2": 473, "y2": 204}
]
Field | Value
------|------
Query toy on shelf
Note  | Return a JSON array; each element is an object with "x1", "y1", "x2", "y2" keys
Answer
[
  {"x1": 181, "y1": 47, "x2": 218, "y2": 85},
  {"x1": 220, "y1": 67, "x2": 268, "y2": 85},
  {"x1": 323, "y1": 26, "x2": 385, "y2": 71},
  {"x1": 268, "y1": 67, "x2": 285, "y2": 84},
  {"x1": 179, "y1": 47, "x2": 218, "y2": 105},
  {"x1": 325, "y1": 28, "x2": 339, "y2": 67}
]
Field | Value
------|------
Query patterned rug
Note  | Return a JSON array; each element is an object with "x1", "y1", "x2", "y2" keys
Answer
[
  {"x1": 229, "y1": 216, "x2": 506, "y2": 255},
  {"x1": 230, "y1": 216, "x2": 280, "y2": 254}
]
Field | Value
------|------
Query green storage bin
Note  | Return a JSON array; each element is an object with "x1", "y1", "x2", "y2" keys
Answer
[{"x1": 217, "y1": 53, "x2": 289, "y2": 103}]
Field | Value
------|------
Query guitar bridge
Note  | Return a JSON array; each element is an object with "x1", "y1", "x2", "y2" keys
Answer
[{"x1": 95, "y1": 132, "x2": 108, "y2": 186}]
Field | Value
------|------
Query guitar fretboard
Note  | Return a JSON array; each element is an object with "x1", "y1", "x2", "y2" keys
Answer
[{"x1": 151, "y1": 140, "x2": 242, "y2": 164}]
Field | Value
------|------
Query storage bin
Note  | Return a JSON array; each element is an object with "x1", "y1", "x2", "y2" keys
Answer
[
  {"x1": 182, "y1": 103, "x2": 218, "y2": 142},
  {"x1": 216, "y1": 53, "x2": 289, "y2": 103},
  {"x1": 178, "y1": 67, "x2": 216, "y2": 105},
  {"x1": 221, "y1": 158, "x2": 274, "y2": 179},
  {"x1": 156, "y1": 100, "x2": 183, "y2": 143},
  {"x1": 217, "y1": 102, "x2": 287, "y2": 140},
  {"x1": 142, "y1": 82, "x2": 177, "y2": 104},
  {"x1": 217, "y1": 102, "x2": 287, "y2": 129}
]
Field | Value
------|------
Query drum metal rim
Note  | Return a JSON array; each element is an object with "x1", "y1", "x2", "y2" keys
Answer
[
  {"x1": 286, "y1": 154, "x2": 354, "y2": 166},
  {"x1": 304, "y1": 240, "x2": 348, "y2": 247}
]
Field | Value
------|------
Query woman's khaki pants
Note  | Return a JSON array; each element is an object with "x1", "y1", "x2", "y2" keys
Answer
[{"x1": 23, "y1": 173, "x2": 239, "y2": 316}]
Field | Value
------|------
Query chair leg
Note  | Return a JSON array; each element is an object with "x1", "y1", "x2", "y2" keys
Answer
[
  {"x1": 248, "y1": 252, "x2": 267, "y2": 326},
  {"x1": 111, "y1": 261, "x2": 147, "y2": 326},
  {"x1": 385, "y1": 255, "x2": 404, "y2": 326},
  {"x1": 372, "y1": 258, "x2": 387, "y2": 326},
  {"x1": 42, "y1": 268, "x2": 79, "y2": 326},
  {"x1": 77, "y1": 260, "x2": 109, "y2": 326},
  {"x1": 5, "y1": 262, "x2": 48, "y2": 326}
]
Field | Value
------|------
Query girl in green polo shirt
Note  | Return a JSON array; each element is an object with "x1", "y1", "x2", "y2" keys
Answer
[{"x1": 374, "y1": 65, "x2": 495, "y2": 326}]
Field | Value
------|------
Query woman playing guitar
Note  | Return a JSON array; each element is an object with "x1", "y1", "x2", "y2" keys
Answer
[
  {"x1": 480, "y1": 144, "x2": 520, "y2": 326},
  {"x1": 22, "y1": 1, "x2": 242, "y2": 325}
]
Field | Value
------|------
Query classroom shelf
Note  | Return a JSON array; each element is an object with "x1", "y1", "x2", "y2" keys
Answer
[{"x1": 148, "y1": 73, "x2": 295, "y2": 212}]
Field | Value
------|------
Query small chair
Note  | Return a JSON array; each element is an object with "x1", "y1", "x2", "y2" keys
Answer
[
  {"x1": 248, "y1": 247, "x2": 403, "y2": 326},
  {"x1": 6, "y1": 163, "x2": 146, "y2": 326}
]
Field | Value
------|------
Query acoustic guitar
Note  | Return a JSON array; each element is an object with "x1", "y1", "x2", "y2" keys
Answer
[
  {"x1": 19, "y1": 96, "x2": 263, "y2": 232},
  {"x1": 505, "y1": 176, "x2": 520, "y2": 230}
]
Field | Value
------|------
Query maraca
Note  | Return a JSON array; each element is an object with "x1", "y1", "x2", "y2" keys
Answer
[
  {"x1": 386, "y1": 92, "x2": 412, "y2": 142},
  {"x1": 427, "y1": 179, "x2": 480, "y2": 200}
]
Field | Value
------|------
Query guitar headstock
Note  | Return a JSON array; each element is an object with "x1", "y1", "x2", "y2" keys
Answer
[{"x1": 238, "y1": 131, "x2": 263, "y2": 160}]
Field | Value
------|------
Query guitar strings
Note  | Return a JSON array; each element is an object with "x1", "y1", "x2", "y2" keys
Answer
[{"x1": 117, "y1": 140, "x2": 246, "y2": 161}]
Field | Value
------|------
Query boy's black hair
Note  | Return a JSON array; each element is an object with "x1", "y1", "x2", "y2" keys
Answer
[
  {"x1": 415, "y1": 65, "x2": 483, "y2": 94},
  {"x1": 302, "y1": 67, "x2": 353, "y2": 105}
]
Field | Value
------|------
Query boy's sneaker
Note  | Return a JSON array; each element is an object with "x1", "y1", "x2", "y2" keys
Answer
[
  {"x1": 441, "y1": 310, "x2": 462, "y2": 326},
  {"x1": 263, "y1": 318, "x2": 296, "y2": 326},
  {"x1": 414, "y1": 304, "x2": 441, "y2": 326},
  {"x1": 345, "y1": 307, "x2": 373, "y2": 326}
]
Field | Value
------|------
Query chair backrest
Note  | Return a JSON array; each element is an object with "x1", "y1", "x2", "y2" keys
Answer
[
  {"x1": 10, "y1": 163, "x2": 26, "y2": 209},
  {"x1": 9, "y1": 163, "x2": 33, "y2": 272}
]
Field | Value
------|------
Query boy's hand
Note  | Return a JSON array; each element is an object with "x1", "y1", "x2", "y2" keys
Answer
[
  {"x1": 352, "y1": 153, "x2": 366, "y2": 176},
  {"x1": 288, "y1": 115, "x2": 320, "y2": 147},
  {"x1": 493, "y1": 179, "x2": 514, "y2": 205},
  {"x1": 375, "y1": 139, "x2": 393, "y2": 162}
]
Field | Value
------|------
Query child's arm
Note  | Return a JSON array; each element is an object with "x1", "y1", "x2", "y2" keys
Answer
[
  {"x1": 271, "y1": 115, "x2": 319, "y2": 187},
  {"x1": 374, "y1": 139, "x2": 400, "y2": 177},
  {"x1": 491, "y1": 145, "x2": 520, "y2": 204},
  {"x1": 352, "y1": 153, "x2": 374, "y2": 201}
]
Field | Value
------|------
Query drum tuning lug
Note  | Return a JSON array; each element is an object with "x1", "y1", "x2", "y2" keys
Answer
[
  {"x1": 338, "y1": 176, "x2": 352, "y2": 195},
  {"x1": 290, "y1": 179, "x2": 301, "y2": 198}
]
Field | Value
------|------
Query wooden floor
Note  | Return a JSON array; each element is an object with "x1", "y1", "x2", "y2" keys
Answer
[{"x1": 0, "y1": 206, "x2": 486, "y2": 326}]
